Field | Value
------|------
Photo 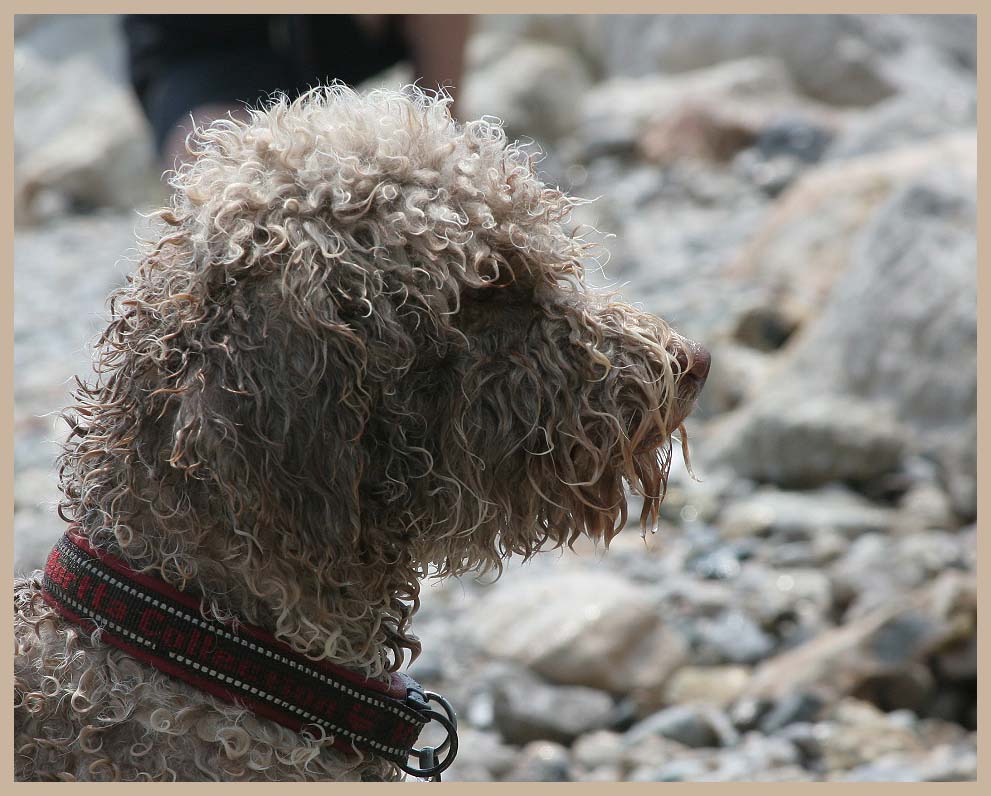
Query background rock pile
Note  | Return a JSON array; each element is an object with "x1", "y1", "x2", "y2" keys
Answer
[{"x1": 13, "y1": 14, "x2": 976, "y2": 781}]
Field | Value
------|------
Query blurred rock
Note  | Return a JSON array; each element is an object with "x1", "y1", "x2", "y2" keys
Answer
[
  {"x1": 14, "y1": 508, "x2": 64, "y2": 577},
  {"x1": 732, "y1": 565, "x2": 833, "y2": 634},
  {"x1": 827, "y1": 93, "x2": 975, "y2": 161},
  {"x1": 14, "y1": 212, "x2": 138, "y2": 414},
  {"x1": 626, "y1": 704, "x2": 738, "y2": 749},
  {"x1": 836, "y1": 743, "x2": 977, "y2": 782},
  {"x1": 663, "y1": 665, "x2": 752, "y2": 707},
  {"x1": 732, "y1": 116, "x2": 837, "y2": 197},
  {"x1": 864, "y1": 15, "x2": 977, "y2": 100},
  {"x1": 13, "y1": 466, "x2": 63, "y2": 576},
  {"x1": 654, "y1": 574, "x2": 736, "y2": 616},
  {"x1": 778, "y1": 162, "x2": 977, "y2": 517},
  {"x1": 441, "y1": 727, "x2": 518, "y2": 782},
  {"x1": 581, "y1": 764, "x2": 624, "y2": 781},
  {"x1": 572, "y1": 730, "x2": 625, "y2": 770},
  {"x1": 830, "y1": 531, "x2": 969, "y2": 619},
  {"x1": 707, "y1": 394, "x2": 907, "y2": 489},
  {"x1": 630, "y1": 733, "x2": 804, "y2": 781},
  {"x1": 502, "y1": 741, "x2": 572, "y2": 781},
  {"x1": 14, "y1": 211, "x2": 144, "y2": 574},
  {"x1": 474, "y1": 14, "x2": 597, "y2": 67},
  {"x1": 14, "y1": 14, "x2": 126, "y2": 80},
  {"x1": 762, "y1": 533, "x2": 848, "y2": 569},
  {"x1": 14, "y1": 46, "x2": 157, "y2": 224},
  {"x1": 755, "y1": 116, "x2": 834, "y2": 163},
  {"x1": 462, "y1": 38, "x2": 592, "y2": 144},
  {"x1": 815, "y1": 699, "x2": 924, "y2": 773},
  {"x1": 720, "y1": 486, "x2": 896, "y2": 541},
  {"x1": 758, "y1": 692, "x2": 826, "y2": 733},
  {"x1": 727, "y1": 133, "x2": 974, "y2": 330},
  {"x1": 730, "y1": 305, "x2": 800, "y2": 352},
  {"x1": 463, "y1": 571, "x2": 689, "y2": 705},
  {"x1": 587, "y1": 15, "x2": 897, "y2": 106},
  {"x1": 620, "y1": 733, "x2": 692, "y2": 774},
  {"x1": 631, "y1": 757, "x2": 709, "y2": 782},
  {"x1": 639, "y1": 102, "x2": 758, "y2": 165},
  {"x1": 692, "y1": 609, "x2": 775, "y2": 665},
  {"x1": 935, "y1": 419, "x2": 977, "y2": 521},
  {"x1": 897, "y1": 481, "x2": 958, "y2": 531},
  {"x1": 745, "y1": 572, "x2": 975, "y2": 712},
  {"x1": 491, "y1": 672, "x2": 617, "y2": 745},
  {"x1": 694, "y1": 342, "x2": 772, "y2": 418},
  {"x1": 579, "y1": 56, "x2": 797, "y2": 157}
]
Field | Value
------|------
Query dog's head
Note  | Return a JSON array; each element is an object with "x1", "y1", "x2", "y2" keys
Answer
[{"x1": 63, "y1": 86, "x2": 708, "y2": 588}]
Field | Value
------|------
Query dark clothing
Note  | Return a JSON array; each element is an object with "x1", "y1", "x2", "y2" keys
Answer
[{"x1": 121, "y1": 15, "x2": 411, "y2": 152}]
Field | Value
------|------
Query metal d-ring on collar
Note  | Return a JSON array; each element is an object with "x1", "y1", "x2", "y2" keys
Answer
[{"x1": 398, "y1": 686, "x2": 459, "y2": 781}]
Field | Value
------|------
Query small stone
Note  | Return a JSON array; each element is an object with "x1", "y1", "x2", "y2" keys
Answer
[
  {"x1": 640, "y1": 101, "x2": 758, "y2": 165},
  {"x1": 898, "y1": 481, "x2": 958, "y2": 531},
  {"x1": 491, "y1": 678, "x2": 617, "y2": 745},
  {"x1": 444, "y1": 728, "x2": 518, "y2": 781},
  {"x1": 756, "y1": 115, "x2": 834, "y2": 163},
  {"x1": 815, "y1": 698, "x2": 925, "y2": 773},
  {"x1": 502, "y1": 741, "x2": 572, "y2": 782},
  {"x1": 663, "y1": 665, "x2": 752, "y2": 707},
  {"x1": 626, "y1": 704, "x2": 738, "y2": 749},
  {"x1": 692, "y1": 609, "x2": 775, "y2": 665},
  {"x1": 759, "y1": 692, "x2": 825, "y2": 733},
  {"x1": 632, "y1": 758, "x2": 709, "y2": 782},
  {"x1": 582, "y1": 764, "x2": 624, "y2": 781},
  {"x1": 571, "y1": 730, "x2": 625, "y2": 770}
]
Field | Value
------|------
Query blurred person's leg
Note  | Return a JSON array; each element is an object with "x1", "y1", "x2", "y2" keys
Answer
[
  {"x1": 398, "y1": 14, "x2": 470, "y2": 119},
  {"x1": 122, "y1": 14, "x2": 470, "y2": 170}
]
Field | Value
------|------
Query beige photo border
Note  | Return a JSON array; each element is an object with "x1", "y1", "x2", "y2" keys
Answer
[{"x1": 3, "y1": 1, "x2": 985, "y2": 790}]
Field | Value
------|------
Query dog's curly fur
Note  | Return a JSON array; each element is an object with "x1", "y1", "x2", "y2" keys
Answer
[{"x1": 14, "y1": 85, "x2": 707, "y2": 781}]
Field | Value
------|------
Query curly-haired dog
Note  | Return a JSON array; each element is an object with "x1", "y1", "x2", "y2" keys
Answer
[{"x1": 14, "y1": 86, "x2": 710, "y2": 781}]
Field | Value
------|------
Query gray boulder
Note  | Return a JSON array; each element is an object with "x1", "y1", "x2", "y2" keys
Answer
[
  {"x1": 462, "y1": 37, "x2": 592, "y2": 144},
  {"x1": 462, "y1": 571, "x2": 689, "y2": 706},
  {"x1": 785, "y1": 167, "x2": 976, "y2": 516},
  {"x1": 708, "y1": 394, "x2": 907, "y2": 489},
  {"x1": 15, "y1": 45, "x2": 158, "y2": 224},
  {"x1": 586, "y1": 15, "x2": 897, "y2": 106},
  {"x1": 626, "y1": 703, "x2": 739, "y2": 749},
  {"x1": 727, "y1": 134, "x2": 973, "y2": 330},
  {"x1": 827, "y1": 93, "x2": 976, "y2": 161},
  {"x1": 490, "y1": 671, "x2": 617, "y2": 745},
  {"x1": 720, "y1": 485, "x2": 897, "y2": 541}
]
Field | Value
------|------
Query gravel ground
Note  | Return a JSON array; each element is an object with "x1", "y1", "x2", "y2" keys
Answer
[{"x1": 13, "y1": 14, "x2": 977, "y2": 782}]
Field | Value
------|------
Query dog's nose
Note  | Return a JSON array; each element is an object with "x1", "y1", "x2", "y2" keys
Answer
[
  {"x1": 674, "y1": 340, "x2": 711, "y2": 384},
  {"x1": 689, "y1": 345, "x2": 711, "y2": 383}
]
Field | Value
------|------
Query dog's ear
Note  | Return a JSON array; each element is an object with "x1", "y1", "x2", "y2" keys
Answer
[{"x1": 164, "y1": 278, "x2": 371, "y2": 550}]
